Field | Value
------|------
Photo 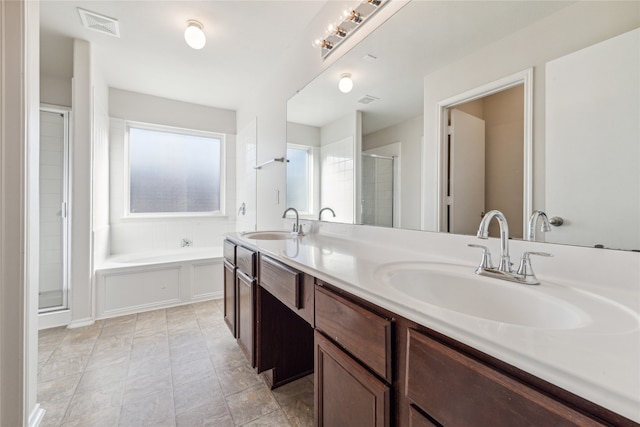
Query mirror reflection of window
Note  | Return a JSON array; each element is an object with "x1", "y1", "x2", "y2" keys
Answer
[{"x1": 286, "y1": 145, "x2": 312, "y2": 213}]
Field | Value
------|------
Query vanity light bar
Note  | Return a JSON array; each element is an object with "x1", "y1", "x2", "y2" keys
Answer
[{"x1": 313, "y1": 0, "x2": 388, "y2": 59}]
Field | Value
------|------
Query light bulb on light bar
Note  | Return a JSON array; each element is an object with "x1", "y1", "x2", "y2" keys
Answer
[
  {"x1": 184, "y1": 20, "x2": 206, "y2": 50},
  {"x1": 368, "y1": 0, "x2": 382, "y2": 6},
  {"x1": 349, "y1": 11, "x2": 363, "y2": 24}
]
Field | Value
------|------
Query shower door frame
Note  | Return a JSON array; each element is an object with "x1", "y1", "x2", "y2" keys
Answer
[{"x1": 39, "y1": 105, "x2": 71, "y2": 314}]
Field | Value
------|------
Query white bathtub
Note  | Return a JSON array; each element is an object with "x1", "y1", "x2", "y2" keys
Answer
[{"x1": 94, "y1": 247, "x2": 224, "y2": 319}]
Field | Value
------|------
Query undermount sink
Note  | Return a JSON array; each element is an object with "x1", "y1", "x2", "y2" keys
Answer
[
  {"x1": 375, "y1": 262, "x2": 639, "y2": 332},
  {"x1": 241, "y1": 231, "x2": 296, "y2": 240}
]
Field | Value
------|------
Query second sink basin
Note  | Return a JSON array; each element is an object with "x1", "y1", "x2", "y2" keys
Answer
[
  {"x1": 241, "y1": 231, "x2": 296, "y2": 240},
  {"x1": 375, "y1": 262, "x2": 639, "y2": 332}
]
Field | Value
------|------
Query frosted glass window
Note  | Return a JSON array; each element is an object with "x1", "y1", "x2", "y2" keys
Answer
[
  {"x1": 128, "y1": 126, "x2": 223, "y2": 215},
  {"x1": 286, "y1": 146, "x2": 310, "y2": 212}
]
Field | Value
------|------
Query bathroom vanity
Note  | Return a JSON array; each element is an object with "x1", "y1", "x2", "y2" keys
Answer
[{"x1": 223, "y1": 226, "x2": 639, "y2": 426}]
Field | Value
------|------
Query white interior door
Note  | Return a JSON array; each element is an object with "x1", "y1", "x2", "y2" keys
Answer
[
  {"x1": 449, "y1": 109, "x2": 485, "y2": 235},
  {"x1": 545, "y1": 28, "x2": 639, "y2": 250}
]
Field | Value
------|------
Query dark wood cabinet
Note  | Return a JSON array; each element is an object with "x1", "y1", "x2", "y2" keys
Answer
[
  {"x1": 222, "y1": 240, "x2": 237, "y2": 336},
  {"x1": 222, "y1": 239, "x2": 636, "y2": 427},
  {"x1": 405, "y1": 328, "x2": 605, "y2": 427},
  {"x1": 223, "y1": 260, "x2": 236, "y2": 336},
  {"x1": 236, "y1": 270, "x2": 255, "y2": 366},
  {"x1": 235, "y1": 245, "x2": 257, "y2": 367},
  {"x1": 256, "y1": 255, "x2": 314, "y2": 388},
  {"x1": 315, "y1": 284, "x2": 393, "y2": 382},
  {"x1": 315, "y1": 330, "x2": 390, "y2": 427}
]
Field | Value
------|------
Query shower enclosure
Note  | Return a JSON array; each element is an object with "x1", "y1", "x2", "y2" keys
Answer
[
  {"x1": 361, "y1": 153, "x2": 395, "y2": 227},
  {"x1": 39, "y1": 107, "x2": 70, "y2": 312}
]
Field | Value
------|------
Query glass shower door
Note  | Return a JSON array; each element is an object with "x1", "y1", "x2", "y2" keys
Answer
[
  {"x1": 361, "y1": 153, "x2": 394, "y2": 227},
  {"x1": 39, "y1": 108, "x2": 69, "y2": 312}
]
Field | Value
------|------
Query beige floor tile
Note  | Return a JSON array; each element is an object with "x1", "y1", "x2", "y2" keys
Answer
[
  {"x1": 240, "y1": 409, "x2": 293, "y2": 427},
  {"x1": 76, "y1": 360, "x2": 129, "y2": 393},
  {"x1": 37, "y1": 298, "x2": 315, "y2": 427},
  {"x1": 175, "y1": 400, "x2": 234, "y2": 427},
  {"x1": 282, "y1": 398, "x2": 314, "y2": 427},
  {"x1": 38, "y1": 373, "x2": 82, "y2": 403},
  {"x1": 225, "y1": 384, "x2": 280, "y2": 426},
  {"x1": 39, "y1": 354, "x2": 90, "y2": 383},
  {"x1": 119, "y1": 388, "x2": 176, "y2": 427},
  {"x1": 171, "y1": 355, "x2": 216, "y2": 387},
  {"x1": 39, "y1": 398, "x2": 71, "y2": 427},
  {"x1": 173, "y1": 375, "x2": 224, "y2": 416},
  {"x1": 216, "y1": 362, "x2": 264, "y2": 396},
  {"x1": 61, "y1": 380, "x2": 124, "y2": 426}
]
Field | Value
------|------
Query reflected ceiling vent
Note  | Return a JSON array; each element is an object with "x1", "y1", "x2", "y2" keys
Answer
[
  {"x1": 78, "y1": 8, "x2": 120, "y2": 37},
  {"x1": 358, "y1": 95, "x2": 379, "y2": 104}
]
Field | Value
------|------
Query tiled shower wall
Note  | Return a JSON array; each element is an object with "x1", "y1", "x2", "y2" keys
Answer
[{"x1": 320, "y1": 136, "x2": 355, "y2": 224}]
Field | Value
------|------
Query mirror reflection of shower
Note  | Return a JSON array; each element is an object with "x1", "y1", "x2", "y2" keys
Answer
[{"x1": 361, "y1": 153, "x2": 395, "y2": 227}]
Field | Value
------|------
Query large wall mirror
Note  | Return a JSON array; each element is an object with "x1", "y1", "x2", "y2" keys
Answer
[{"x1": 287, "y1": 0, "x2": 639, "y2": 251}]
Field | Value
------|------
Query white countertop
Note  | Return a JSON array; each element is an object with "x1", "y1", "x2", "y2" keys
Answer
[{"x1": 226, "y1": 223, "x2": 640, "y2": 423}]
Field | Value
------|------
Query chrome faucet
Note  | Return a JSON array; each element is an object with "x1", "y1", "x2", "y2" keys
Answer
[
  {"x1": 476, "y1": 210, "x2": 511, "y2": 272},
  {"x1": 470, "y1": 210, "x2": 552, "y2": 285},
  {"x1": 282, "y1": 207, "x2": 304, "y2": 236},
  {"x1": 527, "y1": 210, "x2": 551, "y2": 241},
  {"x1": 318, "y1": 207, "x2": 336, "y2": 221}
]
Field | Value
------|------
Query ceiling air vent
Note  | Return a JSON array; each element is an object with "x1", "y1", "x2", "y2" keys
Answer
[
  {"x1": 78, "y1": 8, "x2": 120, "y2": 38},
  {"x1": 358, "y1": 95, "x2": 379, "y2": 105}
]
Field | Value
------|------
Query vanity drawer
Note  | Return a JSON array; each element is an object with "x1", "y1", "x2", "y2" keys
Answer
[
  {"x1": 236, "y1": 246, "x2": 256, "y2": 278},
  {"x1": 315, "y1": 284, "x2": 393, "y2": 382},
  {"x1": 259, "y1": 255, "x2": 301, "y2": 309},
  {"x1": 405, "y1": 328, "x2": 603, "y2": 427},
  {"x1": 223, "y1": 239, "x2": 236, "y2": 264}
]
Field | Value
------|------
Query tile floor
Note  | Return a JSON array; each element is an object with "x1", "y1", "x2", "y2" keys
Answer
[{"x1": 37, "y1": 299, "x2": 314, "y2": 426}]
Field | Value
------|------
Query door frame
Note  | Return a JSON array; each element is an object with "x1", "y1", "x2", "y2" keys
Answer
[{"x1": 436, "y1": 68, "x2": 533, "y2": 236}]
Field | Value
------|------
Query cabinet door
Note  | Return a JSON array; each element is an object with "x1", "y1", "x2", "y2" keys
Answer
[
  {"x1": 315, "y1": 331, "x2": 390, "y2": 427},
  {"x1": 223, "y1": 260, "x2": 236, "y2": 337},
  {"x1": 237, "y1": 270, "x2": 255, "y2": 367}
]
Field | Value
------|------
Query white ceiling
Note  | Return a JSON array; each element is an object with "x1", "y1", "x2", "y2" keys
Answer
[{"x1": 39, "y1": 0, "x2": 328, "y2": 111}]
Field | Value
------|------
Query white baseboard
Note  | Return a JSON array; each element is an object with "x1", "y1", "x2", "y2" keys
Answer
[
  {"x1": 38, "y1": 309, "x2": 72, "y2": 330},
  {"x1": 66, "y1": 317, "x2": 95, "y2": 329},
  {"x1": 29, "y1": 403, "x2": 45, "y2": 427}
]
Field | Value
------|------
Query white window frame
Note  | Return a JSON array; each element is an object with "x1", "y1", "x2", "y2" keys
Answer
[{"x1": 124, "y1": 121, "x2": 226, "y2": 218}]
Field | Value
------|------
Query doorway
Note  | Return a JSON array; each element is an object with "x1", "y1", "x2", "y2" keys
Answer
[
  {"x1": 39, "y1": 107, "x2": 70, "y2": 313},
  {"x1": 438, "y1": 69, "x2": 533, "y2": 238}
]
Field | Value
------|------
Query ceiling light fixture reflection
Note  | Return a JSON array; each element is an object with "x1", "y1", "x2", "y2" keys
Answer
[
  {"x1": 338, "y1": 73, "x2": 353, "y2": 93},
  {"x1": 184, "y1": 20, "x2": 206, "y2": 50}
]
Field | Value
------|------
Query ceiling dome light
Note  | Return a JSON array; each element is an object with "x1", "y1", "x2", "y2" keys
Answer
[
  {"x1": 338, "y1": 73, "x2": 353, "y2": 93},
  {"x1": 184, "y1": 20, "x2": 206, "y2": 50}
]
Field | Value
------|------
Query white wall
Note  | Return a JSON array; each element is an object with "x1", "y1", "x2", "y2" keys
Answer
[
  {"x1": 108, "y1": 89, "x2": 237, "y2": 254},
  {"x1": 422, "y1": 1, "x2": 640, "y2": 231},
  {"x1": 363, "y1": 114, "x2": 423, "y2": 230},
  {"x1": 92, "y1": 63, "x2": 110, "y2": 266},
  {"x1": 41, "y1": 75, "x2": 71, "y2": 107},
  {"x1": 69, "y1": 39, "x2": 93, "y2": 327},
  {"x1": 236, "y1": 118, "x2": 257, "y2": 232}
]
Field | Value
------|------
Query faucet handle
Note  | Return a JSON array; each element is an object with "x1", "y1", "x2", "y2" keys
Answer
[
  {"x1": 468, "y1": 244, "x2": 494, "y2": 270},
  {"x1": 516, "y1": 251, "x2": 552, "y2": 284}
]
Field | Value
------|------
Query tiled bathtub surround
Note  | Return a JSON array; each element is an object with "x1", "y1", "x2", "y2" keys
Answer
[{"x1": 38, "y1": 300, "x2": 313, "y2": 426}]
